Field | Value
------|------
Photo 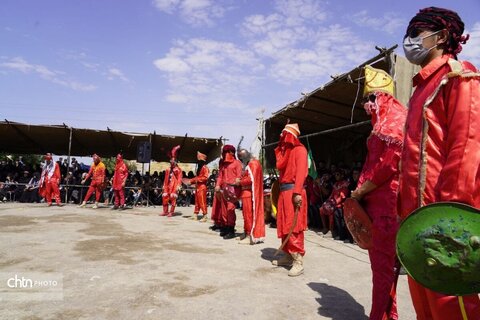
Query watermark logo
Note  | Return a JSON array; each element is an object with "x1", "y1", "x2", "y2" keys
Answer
[{"x1": 0, "y1": 272, "x2": 63, "y2": 301}]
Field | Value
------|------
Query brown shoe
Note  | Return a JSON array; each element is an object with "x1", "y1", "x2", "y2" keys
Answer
[{"x1": 238, "y1": 236, "x2": 252, "y2": 245}]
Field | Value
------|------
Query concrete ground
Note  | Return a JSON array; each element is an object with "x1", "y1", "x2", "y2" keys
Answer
[{"x1": 0, "y1": 203, "x2": 415, "y2": 320}]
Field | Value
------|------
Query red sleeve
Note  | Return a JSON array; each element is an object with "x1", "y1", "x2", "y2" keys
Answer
[
  {"x1": 163, "y1": 169, "x2": 169, "y2": 189},
  {"x1": 234, "y1": 160, "x2": 243, "y2": 178},
  {"x1": 120, "y1": 164, "x2": 128, "y2": 181},
  {"x1": 216, "y1": 167, "x2": 223, "y2": 188},
  {"x1": 98, "y1": 164, "x2": 106, "y2": 180},
  {"x1": 370, "y1": 143, "x2": 402, "y2": 187},
  {"x1": 438, "y1": 75, "x2": 480, "y2": 205},
  {"x1": 240, "y1": 170, "x2": 252, "y2": 187},
  {"x1": 293, "y1": 146, "x2": 308, "y2": 195},
  {"x1": 197, "y1": 166, "x2": 209, "y2": 183},
  {"x1": 174, "y1": 169, "x2": 183, "y2": 190},
  {"x1": 54, "y1": 163, "x2": 61, "y2": 181},
  {"x1": 85, "y1": 165, "x2": 94, "y2": 180}
]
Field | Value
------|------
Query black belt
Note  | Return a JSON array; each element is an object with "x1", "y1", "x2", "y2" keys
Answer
[{"x1": 279, "y1": 183, "x2": 305, "y2": 192}]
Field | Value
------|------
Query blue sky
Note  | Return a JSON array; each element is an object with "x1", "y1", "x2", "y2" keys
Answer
[{"x1": 1, "y1": 0, "x2": 479, "y2": 151}]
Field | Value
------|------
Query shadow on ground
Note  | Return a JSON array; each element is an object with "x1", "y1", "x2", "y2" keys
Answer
[
  {"x1": 260, "y1": 247, "x2": 277, "y2": 262},
  {"x1": 308, "y1": 282, "x2": 368, "y2": 320}
]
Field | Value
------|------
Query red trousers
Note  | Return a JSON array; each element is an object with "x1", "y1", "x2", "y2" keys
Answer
[
  {"x1": 162, "y1": 193, "x2": 177, "y2": 213},
  {"x1": 45, "y1": 180, "x2": 61, "y2": 205},
  {"x1": 368, "y1": 216, "x2": 399, "y2": 320},
  {"x1": 282, "y1": 232, "x2": 305, "y2": 255},
  {"x1": 218, "y1": 196, "x2": 236, "y2": 227},
  {"x1": 211, "y1": 195, "x2": 222, "y2": 225},
  {"x1": 408, "y1": 277, "x2": 480, "y2": 320},
  {"x1": 194, "y1": 185, "x2": 207, "y2": 215},
  {"x1": 85, "y1": 182, "x2": 102, "y2": 202},
  {"x1": 113, "y1": 188, "x2": 125, "y2": 206},
  {"x1": 242, "y1": 195, "x2": 253, "y2": 234}
]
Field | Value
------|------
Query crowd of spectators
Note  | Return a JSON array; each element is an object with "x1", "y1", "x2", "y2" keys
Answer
[
  {"x1": 0, "y1": 156, "x2": 221, "y2": 207},
  {"x1": 1, "y1": 156, "x2": 361, "y2": 242},
  {"x1": 305, "y1": 161, "x2": 363, "y2": 243}
]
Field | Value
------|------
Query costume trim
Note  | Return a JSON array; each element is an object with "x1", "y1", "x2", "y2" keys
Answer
[
  {"x1": 246, "y1": 165, "x2": 264, "y2": 244},
  {"x1": 418, "y1": 59, "x2": 480, "y2": 204},
  {"x1": 458, "y1": 296, "x2": 468, "y2": 320}
]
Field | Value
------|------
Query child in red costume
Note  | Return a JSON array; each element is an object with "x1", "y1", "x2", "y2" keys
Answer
[
  {"x1": 187, "y1": 151, "x2": 210, "y2": 222},
  {"x1": 160, "y1": 145, "x2": 183, "y2": 217},
  {"x1": 80, "y1": 154, "x2": 106, "y2": 209},
  {"x1": 112, "y1": 153, "x2": 128, "y2": 210}
]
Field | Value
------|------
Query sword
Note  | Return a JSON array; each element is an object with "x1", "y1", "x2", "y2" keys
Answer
[{"x1": 274, "y1": 202, "x2": 300, "y2": 256}]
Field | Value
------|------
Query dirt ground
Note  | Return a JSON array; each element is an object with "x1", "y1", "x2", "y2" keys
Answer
[{"x1": 0, "y1": 203, "x2": 415, "y2": 320}]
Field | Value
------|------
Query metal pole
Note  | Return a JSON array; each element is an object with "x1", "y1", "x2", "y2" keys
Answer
[
  {"x1": 262, "y1": 120, "x2": 371, "y2": 148},
  {"x1": 65, "y1": 127, "x2": 73, "y2": 203}
]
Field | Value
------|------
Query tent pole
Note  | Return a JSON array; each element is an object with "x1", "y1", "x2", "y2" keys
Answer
[{"x1": 65, "y1": 127, "x2": 73, "y2": 203}]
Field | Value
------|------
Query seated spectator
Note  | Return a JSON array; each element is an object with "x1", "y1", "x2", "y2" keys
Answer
[
  {"x1": 132, "y1": 187, "x2": 144, "y2": 206},
  {"x1": 14, "y1": 170, "x2": 31, "y2": 200},
  {"x1": 319, "y1": 169, "x2": 349, "y2": 238},
  {"x1": 19, "y1": 172, "x2": 41, "y2": 203},
  {"x1": 306, "y1": 175, "x2": 322, "y2": 230},
  {"x1": 1, "y1": 175, "x2": 17, "y2": 201}
]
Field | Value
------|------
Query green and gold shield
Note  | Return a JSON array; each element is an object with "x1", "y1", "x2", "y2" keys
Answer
[{"x1": 396, "y1": 202, "x2": 480, "y2": 295}]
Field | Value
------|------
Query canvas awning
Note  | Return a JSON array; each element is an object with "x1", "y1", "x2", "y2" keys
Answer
[
  {"x1": 263, "y1": 46, "x2": 417, "y2": 168},
  {"x1": 0, "y1": 120, "x2": 223, "y2": 163}
]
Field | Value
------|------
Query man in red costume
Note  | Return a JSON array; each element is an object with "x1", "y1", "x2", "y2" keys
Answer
[
  {"x1": 398, "y1": 7, "x2": 480, "y2": 319},
  {"x1": 272, "y1": 123, "x2": 308, "y2": 277},
  {"x1": 112, "y1": 153, "x2": 128, "y2": 210},
  {"x1": 160, "y1": 145, "x2": 183, "y2": 217},
  {"x1": 235, "y1": 148, "x2": 265, "y2": 245},
  {"x1": 350, "y1": 65, "x2": 407, "y2": 320},
  {"x1": 214, "y1": 144, "x2": 242, "y2": 240},
  {"x1": 187, "y1": 151, "x2": 209, "y2": 222},
  {"x1": 39, "y1": 153, "x2": 62, "y2": 206},
  {"x1": 80, "y1": 154, "x2": 106, "y2": 209}
]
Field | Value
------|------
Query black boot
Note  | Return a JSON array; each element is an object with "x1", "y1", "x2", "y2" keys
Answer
[
  {"x1": 219, "y1": 227, "x2": 229, "y2": 237},
  {"x1": 223, "y1": 227, "x2": 236, "y2": 240},
  {"x1": 209, "y1": 224, "x2": 221, "y2": 232}
]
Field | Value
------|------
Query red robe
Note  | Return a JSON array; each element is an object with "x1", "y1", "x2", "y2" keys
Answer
[
  {"x1": 162, "y1": 165, "x2": 183, "y2": 210},
  {"x1": 112, "y1": 158, "x2": 128, "y2": 191},
  {"x1": 84, "y1": 161, "x2": 106, "y2": 202},
  {"x1": 113, "y1": 156, "x2": 128, "y2": 207},
  {"x1": 39, "y1": 161, "x2": 61, "y2": 205},
  {"x1": 358, "y1": 92, "x2": 406, "y2": 320},
  {"x1": 190, "y1": 165, "x2": 209, "y2": 215},
  {"x1": 215, "y1": 158, "x2": 242, "y2": 227},
  {"x1": 275, "y1": 137, "x2": 308, "y2": 255},
  {"x1": 239, "y1": 158, "x2": 265, "y2": 243},
  {"x1": 398, "y1": 55, "x2": 480, "y2": 319}
]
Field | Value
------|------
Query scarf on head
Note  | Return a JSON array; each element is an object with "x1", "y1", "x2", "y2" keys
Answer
[
  {"x1": 274, "y1": 131, "x2": 303, "y2": 170},
  {"x1": 364, "y1": 92, "x2": 407, "y2": 146}
]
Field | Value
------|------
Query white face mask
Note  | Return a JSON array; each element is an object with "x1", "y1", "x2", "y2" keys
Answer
[{"x1": 403, "y1": 30, "x2": 442, "y2": 65}]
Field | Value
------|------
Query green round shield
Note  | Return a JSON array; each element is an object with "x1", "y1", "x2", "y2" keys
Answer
[{"x1": 396, "y1": 202, "x2": 480, "y2": 295}]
